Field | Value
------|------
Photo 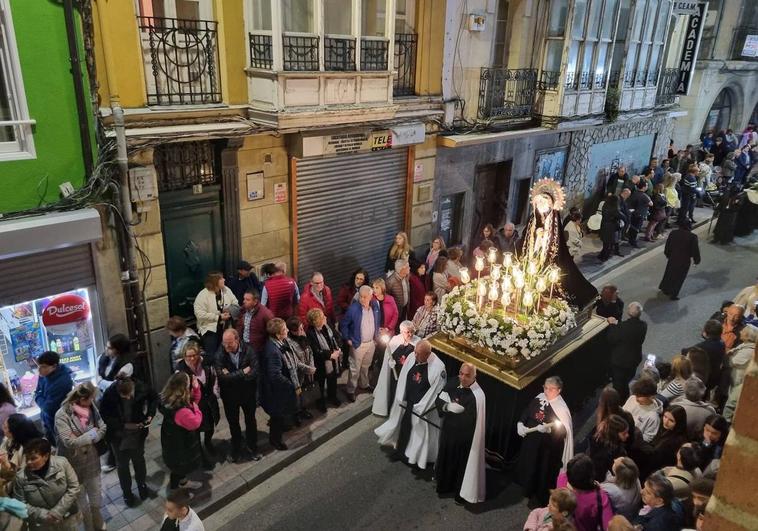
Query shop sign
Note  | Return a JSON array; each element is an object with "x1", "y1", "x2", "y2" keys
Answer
[
  {"x1": 391, "y1": 123, "x2": 425, "y2": 147},
  {"x1": 322, "y1": 130, "x2": 392, "y2": 155},
  {"x1": 676, "y1": 2, "x2": 708, "y2": 95},
  {"x1": 274, "y1": 182, "x2": 288, "y2": 204},
  {"x1": 42, "y1": 294, "x2": 90, "y2": 326},
  {"x1": 672, "y1": 1, "x2": 699, "y2": 15}
]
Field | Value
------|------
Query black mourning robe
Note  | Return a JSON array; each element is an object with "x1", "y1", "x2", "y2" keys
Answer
[
  {"x1": 659, "y1": 228, "x2": 701, "y2": 297},
  {"x1": 435, "y1": 379, "x2": 478, "y2": 496},
  {"x1": 396, "y1": 362, "x2": 430, "y2": 455},
  {"x1": 387, "y1": 343, "x2": 416, "y2": 413},
  {"x1": 515, "y1": 396, "x2": 566, "y2": 505}
]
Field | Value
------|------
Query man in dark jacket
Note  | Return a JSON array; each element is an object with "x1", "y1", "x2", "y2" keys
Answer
[
  {"x1": 633, "y1": 473, "x2": 683, "y2": 531},
  {"x1": 227, "y1": 261, "x2": 263, "y2": 305},
  {"x1": 628, "y1": 181, "x2": 653, "y2": 248},
  {"x1": 683, "y1": 319, "x2": 725, "y2": 392},
  {"x1": 606, "y1": 302, "x2": 647, "y2": 401},
  {"x1": 236, "y1": 289, "x2": 274, "y2": 354},
  {"x1": 33, "y1": 351, "x2": 74, "y2": 442},
  {"x1": 678, "y1": 167, "x2": 698, "y2": 224},
  {"x1": 100, "y1": 377, "x2": 159, "y2": 506},
  {"x1": 606, "y1": 165, "x2": 627, "y2": 196},
  {"x1": 659, "y1": 220, "x2": 701, "y2": 300},
  {"x1": 215, "y1": 329, "x2": 261, "y2": 462}
]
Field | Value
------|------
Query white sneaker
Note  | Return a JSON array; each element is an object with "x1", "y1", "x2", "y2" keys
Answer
[
  {"x1": 100, "y1": 464, "x2": 116, "y2": 473},
  {"x1": 179, "y1": 480, "x2": 203, "y2": 490}
]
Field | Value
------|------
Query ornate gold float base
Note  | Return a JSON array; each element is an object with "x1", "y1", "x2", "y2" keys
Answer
[{"x1": 429, "y1": 310, "x2": 608, "y2": 390}]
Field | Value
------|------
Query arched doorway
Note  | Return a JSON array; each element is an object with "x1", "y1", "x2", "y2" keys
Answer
[{"x1": 701, "y1": 89, "x2": 733, "y2": 136}]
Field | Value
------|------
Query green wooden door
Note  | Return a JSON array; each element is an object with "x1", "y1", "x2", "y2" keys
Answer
[{"x1": 160, "y1": 186, "x2": 224, "y2": 320}]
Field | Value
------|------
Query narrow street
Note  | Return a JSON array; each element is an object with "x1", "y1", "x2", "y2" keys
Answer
[{"x1": 209, "y1": 231, "x2": 758, "y2": 531}]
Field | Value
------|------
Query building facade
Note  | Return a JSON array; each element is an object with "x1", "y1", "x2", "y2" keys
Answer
[
  {"x1": 430, "y1": 0, "x2": 694, "y2": 252},
  {"x1": 92, "y1": 0, "x2": 445, "y2": 384},
  {"x1": 0, "y1": 1, "x2": 119, "y2": 414}
]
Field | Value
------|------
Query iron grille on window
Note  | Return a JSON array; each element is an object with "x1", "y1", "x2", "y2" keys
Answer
[
  {"x1": 623, "y1": 70, "x2": 635, "y2": 87},
  {"x1": 325, "y1": 37, "x2": 356, "y2": 71},
  {"x1": 154, "y1": 141, "x2": 219, "y2": 193},
  {"x1": 360, "y1": 38, "x2": 388, "y2": 71},
  {"x1": 249, "y1": 33, "x2": 273, "y2": 69},
  {"x1": 478, "y1": 68, "x2": 538, "y2": 121},
  {"x1": 577, "y1": 71, "x2": 592, "y2": 90},
  {"x1": 137, "y1": 16, "x2": 221, "y2": 106},
  {"x1": 283, "y1": 35, "x2": 319, "y2": 71},
  {"x1": 656, "y1": 68, "x2": 680, "y2": 106},
  {"x1": 394, "y1": 33, "x2": 417, "y2": 96},
  {"x1": 594, "y1": 73, "x2": 607, "y2": 89},
  {"x1": 635, "y1": 69, "x2": 648, "y2": 87},
  {"x1": 647, "y1": 70, "x2": 658, "y2": 85},
  {"x1": 564, "y1": 71, "x2": 578, "y2": 91},
  {"x1": 538, "y1": 70, "x2": 561, "y2": 91}
]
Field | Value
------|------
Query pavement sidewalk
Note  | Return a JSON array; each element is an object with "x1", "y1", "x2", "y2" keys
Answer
[{"x1": 104, "y1": 206, "x2": 715, "y2": 530}]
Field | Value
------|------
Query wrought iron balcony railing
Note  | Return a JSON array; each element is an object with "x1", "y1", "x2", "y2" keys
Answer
[
  {"x1": 478, "y1": 67, "x2": 538, "y2": 121},
  {"x1": 283, "y1": 35, "x2": 320, "y2": 71},
  {"x1": 656, "y1": 68, "x2": 680, "y2": 106},
  {"x1": 324, "y1": 37, "x2": 356, "y2": 71},
  {"x1": 394, "y1": 33, "x2": 417, "y2": 97},
  {"x1": 137, "y1": 16, "x2": 221, "y2": 105},
  {"x1": 538, "y1": 70, "x2": 561, "y2": 91},
  {"x1": 248, "y1": 33, "x2": 273, "y2": 69},
  {"x1": 361, "y1": 38, "x2": 389, "y2": 71}
]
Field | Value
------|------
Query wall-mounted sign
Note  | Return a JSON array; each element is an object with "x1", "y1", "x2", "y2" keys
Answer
[
  {"x1": 321, "y1": 130, "x2": 392, "y2": 156},
  {"x1": 274, "y1": 182, "x2": 288, "y2": 204},
  {"x1": 676, "y1": 2, "x2": 708, "y2": 96},
  {"x1": 672, "y1": 1, "x2": 699, "y2": 15},
  {"x1": 371, "y1": 131, "x2": 392, "y2": 151},
  {"x1": 742, "y1": 35, "x2": 758, "y2": 58},
  {"x1": 391, "y1": 123, "x2": 425, "y2": 147},
  {"x1": 246, "y1": 172, "x2": 264, "y2": 201},
  {"x1": 414, "y1": 162, "x2": 425, "y2": 182}
]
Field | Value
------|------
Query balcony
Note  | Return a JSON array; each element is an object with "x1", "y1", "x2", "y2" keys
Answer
[
  {"x1": 394, "y1": 33, "x2": 417, "y2": 97},
  {"x1": 477, "y1": 68, "x2": 538, "y2": 123},
  {"x1": 137, "y1": 16, "x2": 222, "y2": 106},
  {"x1": 656, "y1": 68, "x2": 680, "y2": 106}
]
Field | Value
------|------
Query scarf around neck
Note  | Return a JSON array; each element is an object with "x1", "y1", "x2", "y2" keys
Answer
[{"x1": 71, "y1": 403, "x2": 91, "y2": 431}]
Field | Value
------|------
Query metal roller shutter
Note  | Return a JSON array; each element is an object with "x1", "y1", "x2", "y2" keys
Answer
[
  {"x1": 296, "y1": 149, "x2": 408, "y2": 287},
  {"x1": 0, "y1": 245, "x2": 96, "y2": 306}
]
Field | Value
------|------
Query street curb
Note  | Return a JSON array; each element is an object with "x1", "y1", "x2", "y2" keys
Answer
[
  {"x1": 196, "y1": 399, "x2": 374, "y2": 520},
  {"x1": 585, "y1": 215, "x2": 711, "y2": 283}
]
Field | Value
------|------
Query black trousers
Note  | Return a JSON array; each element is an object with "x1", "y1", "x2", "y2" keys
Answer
[
  {"x1": 223, "y1": 394, "x2": 258, "y2": 452},
  {"x1": 113, "y1": 436, "x2": 147, "y2": 497},
  {"x1": 269, "y1": 416, "x2": 285, "y2": 445},
  {"x1": 317, "y1": 373, "x2": 338, "y2": 401},
  {"x1": 611, "y1": 365, "x2": 637, "y2": 403},
  {"x1": 201, "y1": 331, "x2": 220, "y2": 356}
]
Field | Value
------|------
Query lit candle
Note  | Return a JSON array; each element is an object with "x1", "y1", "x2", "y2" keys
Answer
[
  {"x1": 503, "y1": 252, "x2": 513, "y2": 268},
  {"x1": 527, "y1": 261, "x2": 538, "y2": 276},
  {"x1": 477, "y1": 280, "x2": 488, "y2": 309},
  {"x1": 487, "y1": 247, "x2": 498, "y2": 264},
  {"x1": 514, "y1": 275, "x2": 525, "y2": 290},
  {"x1": 459, "y1": 267, "x2": 470, "y2": 284},
  {"x1": 474, "y1": 256, "x2": 485, "y2": 273},
  {"x1": 380, "y1": 333, "x2": 391, "y2": 345},
  {"x1": 548, "y1": 267, "x2": 560, "y2": 299},
  {"x1": 500, "y1": 291, "x2": 511, "y2": 309},
  {"x1": 536, "y1": 277, "x2": 548, "y2": 293},
  {"x1": 488, "y1": 283, "x2": 499, "y2": 309},
  {"x1": 501, "y1": 275, "x2": 513, "y2": 293},
  {"x1": 523, "y1": 290, "x2": 534, "y2": 311},
  {"x1": 491, "y1": 264, "x2": 502, "y2": 281}
]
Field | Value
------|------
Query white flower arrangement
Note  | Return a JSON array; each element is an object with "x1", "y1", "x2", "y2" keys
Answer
[{"x1": 438, "y1": 283, "x2": 577, "y2": 361}]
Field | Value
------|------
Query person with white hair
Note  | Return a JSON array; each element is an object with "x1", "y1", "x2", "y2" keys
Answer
[
  {"x1": 386, "y1": 259, "x2": 411, "y2": 322},
  {"x1": 672, "y1": 377, "x2": 716, "y2": 440},
  {"x1": 435, "y1": 362, "x2": 487, "y2": 504},
  {"x1": 339, "y1": 285, "x2": 381, "y2": 402},
  {"x1": 372, "y1": 321, "x2": 420, "y2": 417},
  {"x1": 607, "y1": 302, "x2": 648, "y2": 401}
]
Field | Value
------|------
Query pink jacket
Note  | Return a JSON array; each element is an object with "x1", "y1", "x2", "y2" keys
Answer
[
  {"x1": 375, "y1": 294, "x2": 399, "y2": 333},
  {"x1": 524, "y1": 507, "x2": 553, "y2": 530},
  {"x1": 174, "y1": 385, "x2": 203, "y2": 431},
  {"x1": 557, "y1": 472, "x2": 613, "y2": 531}
]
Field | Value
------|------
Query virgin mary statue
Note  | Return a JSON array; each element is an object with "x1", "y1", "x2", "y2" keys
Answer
[{"x1": 521, "y1": 179, "x2": 598, "y2": 308}]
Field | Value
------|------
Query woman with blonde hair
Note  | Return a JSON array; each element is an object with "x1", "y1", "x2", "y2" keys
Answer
[
  {"x1": 432, "y1": 256, "x2": 451, "y2": 302},
  {"x1": 659, "y1": 355, "x2": 693, "y2": 401},
  {"x1": 159, "y1": 372, "x2": 203, "y2": 492},
  {"x1": 54, "y1": 382, "x2": 107, "y2": 531},
  {"x1": 372, "y1": 278, "x2": 399, "y2": 335},
  {"x1": 385, "y1": 231, "x2": 416, "y2": 274},
  {"x1": 305, "y1": 308, "x2": 343, "y2": 412},
  {"x1": 724, "y1": 324, "x2": 758, "y2": 422},
  {"x1": 663, "y1": 172, "x2": 681, "y2": 226},
  {"x1": 193, "y1": 271, "x2": 238, "y2": 355}
]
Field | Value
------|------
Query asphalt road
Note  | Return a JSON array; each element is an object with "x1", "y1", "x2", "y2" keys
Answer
[{"x1": 210, "y1": 229, "x2": 758, "y2": 531}]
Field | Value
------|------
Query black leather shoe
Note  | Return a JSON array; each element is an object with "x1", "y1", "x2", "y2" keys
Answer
[
  {"x1": 124, "y1": 494, "x2": 139, "y2": 508},
  {"x1": 138, "y1": 484, "x2": 158, "y2": 500}
]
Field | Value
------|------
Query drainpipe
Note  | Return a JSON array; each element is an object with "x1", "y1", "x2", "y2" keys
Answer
[
  {"x1": 62, "y1": 0, "x2": 94, "y2": 177},
  {"x1": 95, "y1": 0, "x2": 153, "y2": 384}
]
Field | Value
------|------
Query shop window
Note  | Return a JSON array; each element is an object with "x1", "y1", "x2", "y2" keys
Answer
[
  {"x1": 0, "y1": 288, "x2": 100, "y2": 417},
  {"x1": 0, "y1": 0, "x2": 35, "y2": 161}
]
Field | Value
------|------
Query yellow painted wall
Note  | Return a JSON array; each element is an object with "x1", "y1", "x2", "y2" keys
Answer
[
  {"x1": 415, "y1": 0, "x2": 445, "y2": 95},
  {"x1": 93, "y1": 0, "x2": 146, "y2": 108},
  {"x1": 214, "y1": 0, "x2": 248, "y2": 105}
]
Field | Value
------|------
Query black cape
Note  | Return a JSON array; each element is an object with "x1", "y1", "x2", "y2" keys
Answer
[
  {"x1": 435, "y1": 378, "x2": 478, "y2": 497},
  {"x1": 659, "y1": 228, "x2": 701, "y2": 297}
]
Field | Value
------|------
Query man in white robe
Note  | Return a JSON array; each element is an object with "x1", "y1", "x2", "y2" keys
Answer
[
  {"x1": 372, "y1": 321, "x2": 420, "y2": 417},
  {"x1": 375, "y1": 340, "x2": 446, "y2": 469},
  {"x1": 435, "y1": 362, "x2": 486, "y2": 504}
]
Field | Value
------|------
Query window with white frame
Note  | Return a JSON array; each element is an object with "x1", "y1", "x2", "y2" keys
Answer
[
  {"x1": 541, "y1": 0, "x2": 570, "y2": 89},
  {"x1": 564, "y1": 0, "x2": 619, "y2": 91},
  {"x1": 0, "y1": 0, "x2": 35, "y2": 160},
  {"x1": 624, "y1": 0, "x2": 670, "y2": 87}
]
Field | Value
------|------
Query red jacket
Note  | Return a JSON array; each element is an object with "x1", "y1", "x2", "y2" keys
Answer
[
  {"x1": 236, "y1": 303, "x2": 274, "y2": 353},
  {"x1": 336, "y1": 284, "x2": 357, "y2": 321},
  {"x1": 298, "y1": 283, "x2": 335, "y2": 328},
  {"x1": 408, "y1": 273, "x2": 427, "y2": 320},
  {"x1": 264, "y1": 274, "x2": 299, "y2": 319},
  {"x1": 375, "y1": 294, "x2": 399, "y2": 334}
]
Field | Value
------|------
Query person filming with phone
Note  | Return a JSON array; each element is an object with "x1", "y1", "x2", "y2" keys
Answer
[{"x1": 606, "y1": 302, "x2": 648, "y2": 402}]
